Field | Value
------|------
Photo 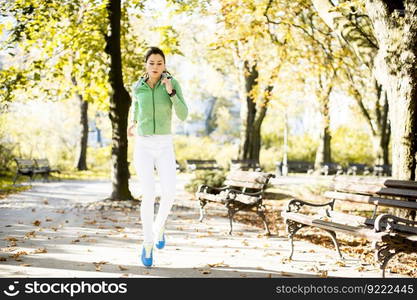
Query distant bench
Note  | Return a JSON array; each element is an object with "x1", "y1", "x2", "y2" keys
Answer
[
  {"x1": 13, "y1": 158, "x2": 60, "y2": 185},
  {"x1": 281, "y1": 178, "x2": 417, "y2": 277},
  {"x1": 186, "y1": 159, "x2": 222, "y2": 172},
  {"x1": 196, "y1": 170, "x2": 274, "y2": 235},
  {"x1": 276, "y1": 161, "x2": 314, "y2": 175},
  {"x1": 230, "y1": 159, "x2": 261, "y2": 172}
]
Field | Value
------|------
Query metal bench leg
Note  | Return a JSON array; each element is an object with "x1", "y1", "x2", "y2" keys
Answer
[
  {"x1": 324, "y1": 230, "x2": 344, "y2": 259},
  {"x1": 374, "y1": 242, "x2": 400, "y2": 278},
  {"x1": 199, "y1": 200, "x2": 207, "y2": 222},
  {"x1": 256, "y1": 204, "x2": 271, "y2": 235},
  {"x1": 286, "y1": 219, "x2": 306, "y2": 260},
  {"x1": 226, "y1": 207, "x2": 237, "y2": 235},
  {"x1": 13, "y1": 173, "x2": 19, "y2": 186}
]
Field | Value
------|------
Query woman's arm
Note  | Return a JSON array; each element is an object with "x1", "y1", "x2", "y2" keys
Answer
[{"x1": 170, "y1": 79, "x2": 188, "y2": 121}]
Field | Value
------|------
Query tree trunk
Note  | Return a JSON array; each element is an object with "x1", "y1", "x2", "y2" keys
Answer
[
  {"x1": 350, "y1": 77, "x2": 391, "y2": 165},
  {"x1": 314, "y1": 100, "x2": 331, "y2": 170},
  {"x1": 238, "y1": 62, "x2": 270, "y2": 164},
  {"x1": 205, "y1": 96, "x2": 217, "y2": 135},
  {"x1": 104, "y1": 0, "x2": 133, "y2": 200},
  {"x1": 366, "y1": 0, "x2": 417, "y2": 181},
  {"x1": 366, "y1": 0, "x2": 417, "y2": 219},
  {"x1": 238, "y1": 61, "x2": 259, "y2": 162},
  {"x1": 71, "y1": 76, "x2": 89, "y2": 171}
]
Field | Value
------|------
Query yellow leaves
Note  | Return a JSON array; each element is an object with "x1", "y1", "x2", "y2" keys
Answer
[
  {"x1": 118, "y1": 265, "x2": 128, "y2": 271},
  {"x1": 32, "y1": 248, "x2": 47, "y2": 254},
  {"x1": 32, "y1": 220, "x2": 41, "y2": 226},
  {"x1": 4, "y1": 237, "x2": 18, "y2": 242},
  {"x1": 93, "y1": 261, "x2": 108, "y2": 272}
]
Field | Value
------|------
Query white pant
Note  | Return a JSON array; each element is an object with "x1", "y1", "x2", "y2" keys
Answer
[{"x1": 133, "y1": 134, "x2": 177, "y2": 244}]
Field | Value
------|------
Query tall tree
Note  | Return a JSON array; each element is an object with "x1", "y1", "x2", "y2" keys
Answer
[
  {"x1": 105, "y1": 0, "x2": 132, "y2": 200},
  {"x1": 312, "y1": 0, "x2": 417, "y2": 181}
]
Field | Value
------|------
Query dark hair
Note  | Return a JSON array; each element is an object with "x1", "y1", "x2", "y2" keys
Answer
[{"x1": 144, "y1": 47, "x2": 165, "y2": 63}]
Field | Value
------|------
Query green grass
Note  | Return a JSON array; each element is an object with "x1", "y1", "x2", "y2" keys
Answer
[
  {"x1": 0, "y1": 171, "x2": 32, "y2": 198},
  {"x1": 54, "y1": 169, "x2": 111, "y2": 180}
]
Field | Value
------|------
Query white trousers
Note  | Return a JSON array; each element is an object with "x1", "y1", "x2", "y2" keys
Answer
[{"x1": 133, "y1": 134, "x2": 177, "y2": 244}]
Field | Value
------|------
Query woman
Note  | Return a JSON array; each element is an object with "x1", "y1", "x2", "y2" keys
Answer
[{"x1": 128, "y1": 47, "x2": 188, "y2": 267}]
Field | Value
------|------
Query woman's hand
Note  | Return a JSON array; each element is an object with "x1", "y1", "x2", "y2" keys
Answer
[
  {"x1": 162, "y1": 77, "x2": 173, "y2": 94},
  {"x1": 127, "y1": 124, "x2": 136, "y2": 137}
]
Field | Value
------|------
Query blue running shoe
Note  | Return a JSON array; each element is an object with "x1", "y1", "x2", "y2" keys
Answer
[
  {"x1": 141, "y1": 244, "x2": 153, "y2": 267},
  {"x1": 155, "y1": 232, "x2": 165, "y2": 249}
]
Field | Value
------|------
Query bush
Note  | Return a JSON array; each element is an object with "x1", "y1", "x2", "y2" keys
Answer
[{"x1": 185, "y1": 170, "x2": 227, "y2": 193}]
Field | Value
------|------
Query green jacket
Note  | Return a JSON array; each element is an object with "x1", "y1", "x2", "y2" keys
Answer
[{"x1": 130, "y1": 76, "x2": 188, "y2": 135}]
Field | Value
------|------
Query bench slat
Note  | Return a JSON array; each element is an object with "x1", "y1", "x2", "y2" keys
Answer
[
  {"x1": 334, "y1": 182, "x2": 382, "y2": 194},
  {"x1": 384, "y1": 180, "x2": 417, "y2": 189},
  {"x1": 324, "y1": 191, "x2": 417, "y2": 210},
  {"x1": 223, "y1": 180, "x2": 264, "y2": 189},
  {"x1": 226, "y1": 171, "x2": 270, "y2": 184},
  {"x1": 377, "y1": 187, "x2": 417, "y2": 199}
]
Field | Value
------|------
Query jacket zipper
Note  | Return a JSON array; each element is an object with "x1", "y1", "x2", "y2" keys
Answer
[{"x1": 152, "y1": 87, "x2": 155, "y2": 133}]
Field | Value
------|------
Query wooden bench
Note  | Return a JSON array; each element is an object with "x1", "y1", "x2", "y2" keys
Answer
[
  {"x1": 230, "y1": 159, "x2": 261, "y2": 171},
  {"x1": 318, "y1": 163, "x2": 344, "y2": 175},
  {"x1": 13, "y1": 158, "x2": 60, "y2": 185},
  {"x1": 372, "y1": 164, "x2": 392, "y2": 177},
  {"x1": 196, "y1": 171, "x2": 274, "y2": 235},
  {"x1": 276, "y1": 161, "x2": 314, "y2": 175},
  {"x1": 186, "y1": 159, "x2": 222, "y2": 172},
  {"x1": 34, "y1": 158, "x2": 60, "y2": 181},
  {"x1": 346, "y1": 163, "x2": 372, "y2": 176},
  {"x1": 281, "y1": 178, "x2": 417, "y2": 277}
]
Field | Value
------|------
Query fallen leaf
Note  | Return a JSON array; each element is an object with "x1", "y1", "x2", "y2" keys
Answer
[
  {"x1": 84, "y1": 220, "x2": 97, "y2": 225},
  {"x1": 32, "y1": 248, "x2": 47, "y2": 254},
  {"x1": 0, "y1": 257, "x2": 7, "y2": 261},
  {"x1": 71, "y1": 239, "x2": 80, "y2": 243},
  {"x1": 33, "y1": 220, "x2": 41, "y2": 226},
  {"x1": 45, "y1": 218, "x2": 53, "y2": 222},
  {"x1": 4, "y1": 237, "x2": 18, "y2": 242},
  {"x1": 118, "y1": 265, "x2": 128, "y2": 271},
  {"x1": 319, "y1": 270, "x2": 328, "y2": 278},
  {"x1": 24, "y1": 231, "x2": 37, "y2": 239},
  {"x1": 335, "y1": 261, "x2": 346, "y2": 267},
  {"x1": 20, "y1": 263, "x2": 32, "y2": 267},
  {"x1": 43, "y1": 200, "x2": 49, "y2": 205},
  {"x1": 208, "y1": 262, "x2": 229, "y2": 268}
]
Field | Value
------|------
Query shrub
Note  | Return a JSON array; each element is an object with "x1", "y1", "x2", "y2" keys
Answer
[{"x1": 185, "y1": 170, "x2": 227, "y2": 193}]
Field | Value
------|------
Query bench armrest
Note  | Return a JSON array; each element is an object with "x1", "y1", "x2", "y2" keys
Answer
[
  {"x1": 286, "y1": 199, "x2": 334, "y2": 213},
  {"x1": 374, "y1": 213, "x2": 417, "y2": 234},
  {"x1": 196, "y1": 184, "x2": 228, "y2": 194},
  {"x1": 225, "y1": 188, "x2": 262, "y2": 197}
]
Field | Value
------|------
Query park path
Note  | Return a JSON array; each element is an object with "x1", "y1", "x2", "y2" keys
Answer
[{"x1": 0, "y1": 174, "x2": 405, "y2": 278}]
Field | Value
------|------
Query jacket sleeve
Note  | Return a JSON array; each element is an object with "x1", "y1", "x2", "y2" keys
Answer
[
  {"x1": 170, "y1": 79, "x2": 188, "y2": 121},
  {"x1": 130, "y1": 81, "x2": 140, "y2": 122}
]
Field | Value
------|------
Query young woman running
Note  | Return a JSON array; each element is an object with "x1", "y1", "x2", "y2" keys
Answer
[{"x1": 128, "y1": 47, "x2": 188, "y2": 267}]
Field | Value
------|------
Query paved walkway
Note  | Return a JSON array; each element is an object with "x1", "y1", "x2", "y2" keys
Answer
[{"x1": 0, "y1": 174, "x2": 404, "y2": 278}]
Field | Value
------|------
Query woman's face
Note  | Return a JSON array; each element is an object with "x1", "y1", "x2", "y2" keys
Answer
[{"x1": 146, "y1": 54, "x2": 165, "y2": 80}]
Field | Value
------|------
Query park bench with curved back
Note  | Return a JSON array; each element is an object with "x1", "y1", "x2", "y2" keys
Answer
[
  {"x1": 281, "y1": 177, "x2": 417, "y2": 277},
  {"x1": 196, "y1": 170, "x2": 275, "y2": 235},
  {"x1": 13, "y1": 158, "x2": 60, "y2": 185},
  {"x1": 186, "y1": 159, "x2": 222, "y2": 172}
]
